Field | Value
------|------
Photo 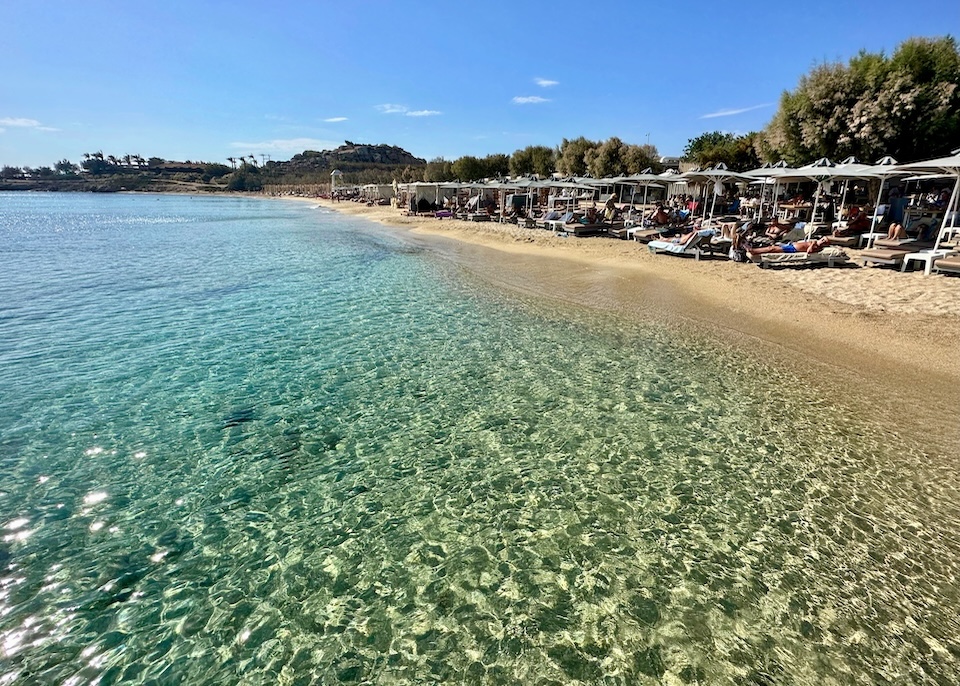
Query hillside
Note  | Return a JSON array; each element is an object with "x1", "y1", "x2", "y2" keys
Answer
[{"x1": 262, "y1": 142, "x2": 426, "y2": 183}]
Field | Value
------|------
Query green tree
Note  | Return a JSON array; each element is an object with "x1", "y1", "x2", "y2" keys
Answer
[
  {"x1": 423, "y1": 157, "x2": 455, "y2": 182},
  {"x1": 1, "y1": 166, "x2": 23, "y2": 179},
  {"x1": 763, "y1": 36, "x2": 960, "y2": 163},
  {"x1": 684, "y1": 131, "x2": 761, "y2": 170},
  {"x1": 556, "y1": 137, "x2": 598, "y2": 176},
  {"x1": 202, "y1": 163, "x2": 232, "y2": 182},
  {"x1": 227, "y1": 167, "x2": 262, "y2": 191},
  {"x1": 81, "y1": 157, "x2": 112, "y2": 176},
  {"x1": 480, "y1": 153, "x2": 510, "y2": 179},
  {"x1": 451, "y1": 155, "x2": 485, "y2": 181},
  {"x1": 55, "y1": 159, "x2": 79, "y2": 175},
  {"x1": 585, "y1": 137, "x2": 627, "y2": 178},
  {"x1": 623, "y1": 143, "x2": 663, "y2": 174},
  {"x1": 509, "y1": 145, "x2": 556, "y2": 177}
]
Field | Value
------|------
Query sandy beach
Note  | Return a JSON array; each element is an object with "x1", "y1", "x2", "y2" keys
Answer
[{"x1": 299, "y1": 197, "x2": 960, "y2": 446}]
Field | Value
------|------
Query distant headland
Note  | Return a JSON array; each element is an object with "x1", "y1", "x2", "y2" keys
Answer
[{"x1": 0, "y1": 143, "x2": 427, "y2": 194}]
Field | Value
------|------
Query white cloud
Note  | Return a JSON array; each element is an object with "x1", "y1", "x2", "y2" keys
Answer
[
  {"x1": 376, "y1": 104, "x2": 408, "y2": 114},
  {"x1": 323, "y1": 117, "x2": 348, "y2": 122},
  {"x1": 0, "y1": 117, "x2": 40, "y2": 127},
  {"x1": 376, "y1": 104, "x2": 441, "y2": 117},
  {"x1": 534, "y1": 78, "x2": 558, "y2": 87},
  {"x1": 512, "y1": 96, "x2": 550, "y2": 105},
  {"x1": 700, "y1": 103, "x2": 773, "y2": 119},
  {"x1": 0, "y1": 117, "x2": 59, "y2": 132},
  {"x1": 229, "y1": 137, "x2": 341, "y2": 152}
]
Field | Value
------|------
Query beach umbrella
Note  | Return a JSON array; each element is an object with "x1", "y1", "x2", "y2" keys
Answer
[
  {"x1": 682, "y1": 163, "x2": 752, "y2": 219},
  {"x1": 772, "y1": 158, "x2": 880, "y2": 226},
  {"x1": 744, "y1": 161, "x2": 795, "y2": 218},
  {"x1": 892, "y1": 152, "x2": 960, "y2": 250},
  {"x1": 621, "y1": 169, "x2": 667, "y2": 215},
  {"x1": 832, "y1": 156, "x2": 878, "y2": 220}
]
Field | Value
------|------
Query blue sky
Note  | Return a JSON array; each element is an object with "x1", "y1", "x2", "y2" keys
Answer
[{"x1": 2, "y1": 0, "x2": 958, "y2": 168}]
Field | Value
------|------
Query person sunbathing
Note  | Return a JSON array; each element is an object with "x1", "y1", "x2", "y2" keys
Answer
[
  {"x1": 748, "y1": 236, "x2": 832, "y2": 256},
  {"x1": 764, "y1": 218, "x2": 792, "y2": 241},
  {"x1": 646, "y1": 204, "x2": 672, "y2": 225},
  {"x1": 657, "y1": 228, "x2": 704, "y2": 246},
  {"x1": 832, "y1": 206, "x2": 872, "y2": 236}
]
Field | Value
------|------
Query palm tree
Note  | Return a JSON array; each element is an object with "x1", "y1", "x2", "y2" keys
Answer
[
  {"x1": 249, "y1": 154, "x2": 257, "y2": 166},
  {"x1": 227, "y1": 156, "x2": 236, "y2": 168},
  {"x1": 107, "y1": 155, "x2": 118, "y2": 167}
]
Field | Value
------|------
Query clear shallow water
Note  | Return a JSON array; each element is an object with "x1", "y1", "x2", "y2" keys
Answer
[{"x1": 1, "y1": 192, "x2": 959, "y2": 685}]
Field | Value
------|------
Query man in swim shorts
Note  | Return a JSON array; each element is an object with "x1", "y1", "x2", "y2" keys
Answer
[{"x1": 747, "y1": 236, "x2": 831, "y2": 257}]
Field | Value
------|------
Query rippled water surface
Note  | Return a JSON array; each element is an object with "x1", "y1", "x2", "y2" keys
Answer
[{"x1": 2, "y1": 192, "x2": 960, "y2": 684}]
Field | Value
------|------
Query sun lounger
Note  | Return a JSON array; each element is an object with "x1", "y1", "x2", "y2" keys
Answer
[
  {"x1": 558, "y1": 222, "x2": 606, "y2": 237},
  {"x1": 827, "y1": 234, "x2": 860, "y2": 248},
  {"x1": 872, "y1": 237, "x2": 935, "y2": 250},
  {"x1": 933, "y1": 253, "x2": 960, "y2": 275},
  {"x1": 540, "y1": 211, "x2": 577, "y2": 231},
  {"x1": 630, "y1": 227, "x2": 674, "y2": 243},
  {"x1": 648, "y1": 229, "x2": 718, "y2": 260},
  {"x1": 858, "y1": 248, "x2": 914, "y2": 269},
  {"x1": 606, "y1": 224, "x2": 630, "y2": 239},
  {"x1": 754, "y1": 246, "x2": 849, "y2": 269}
]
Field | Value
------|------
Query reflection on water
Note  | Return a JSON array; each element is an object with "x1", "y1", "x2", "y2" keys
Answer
[{"x1": 1, "y1": 192, "x2": 959, "y2": 684}]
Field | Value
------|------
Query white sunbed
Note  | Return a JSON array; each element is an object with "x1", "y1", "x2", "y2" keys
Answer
[
  {"x1": 647, "y1": 229, "x2": 718, "y2": 261},
  {"x1": 755, "y1": 246, "x2": 850, "y2": 268}
]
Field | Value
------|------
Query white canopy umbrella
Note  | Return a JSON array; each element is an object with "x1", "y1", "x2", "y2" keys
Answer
[
  {"x1": 772, "y1": 158, "x2": 881, "y2": 227},
  {"x1": 621, "y1": 169, "x2": 667, "y2": 215},
  {"x1": 892, "y1": 152, "x2": 960, "y2": 251},
  {"x1": 744, "y1": 161, "x2": 795, "y2": 218},
  {"x1": 832, "y1": 156, "x2": 879, "y2": 220},
  {"x1": 682, "y1": 163, "x2": 752, "y2": 219}
]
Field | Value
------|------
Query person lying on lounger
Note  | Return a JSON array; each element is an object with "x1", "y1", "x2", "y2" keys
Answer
[
  {"x1": 657, "y1": 229, "x2": 702, "y2": 246},
  {"x1": 764, "y1": 218, "x2": 792, "y2": 241},
  {"x1": 747, "y1": 236, "x2": 832, "y2": 256}
]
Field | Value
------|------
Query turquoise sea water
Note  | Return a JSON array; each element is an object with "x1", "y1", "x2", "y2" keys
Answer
[{"x1": 1, "y1": 192, "x2": 959, "y2": 684}]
